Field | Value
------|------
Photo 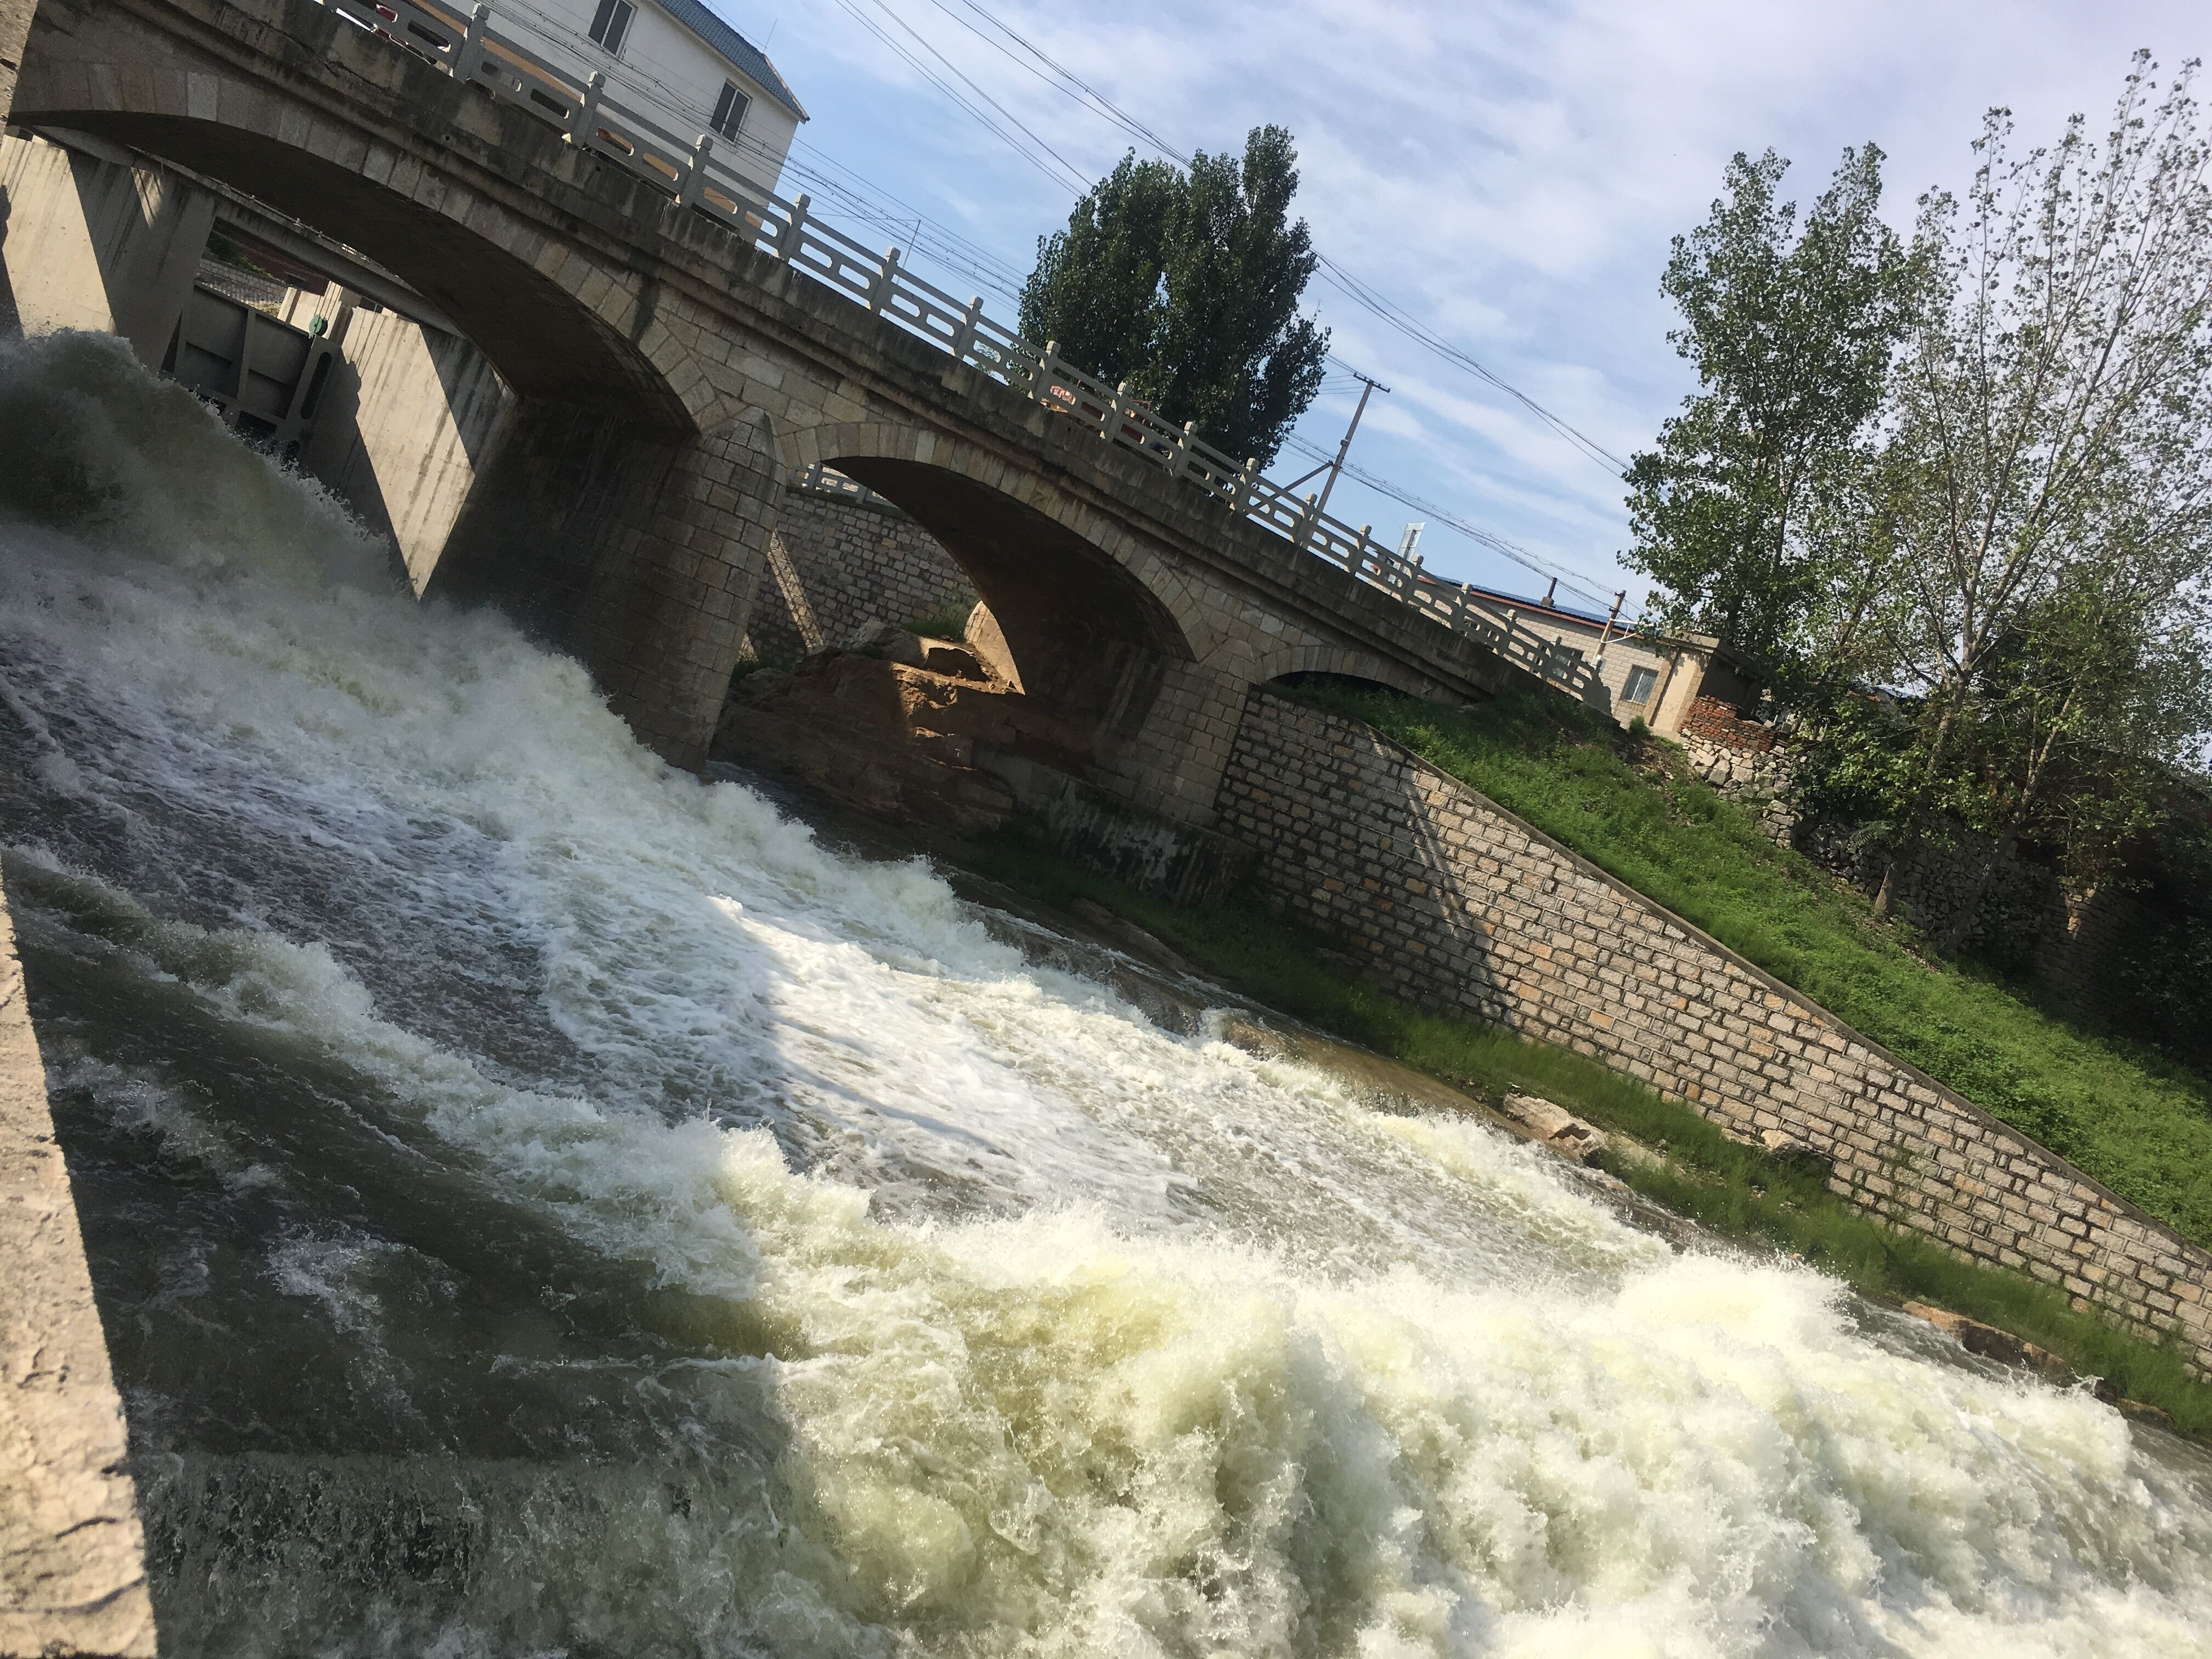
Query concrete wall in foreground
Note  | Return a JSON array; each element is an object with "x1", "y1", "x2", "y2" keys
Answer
[
  {"x1": 1216, "y1": 691, "x2": 2212, "y2": 1375},
  {"x1": 0, "y1": 867, "x2": 156, "y2": 1658},
  {"x1": 295, "y1": 299, "x2": 515, "y2": 594}
]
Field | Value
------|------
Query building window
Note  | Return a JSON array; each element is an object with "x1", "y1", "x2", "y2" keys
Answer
[
  {"x1": 589, "y1": 0, "x2": 633, "y2": 55},
  {"x1": 1623, "y1": 664, "x2": 1659, "y2": 705},
  {"x1": 711, "y1": 81, "x2": 750, "y2": 140}
]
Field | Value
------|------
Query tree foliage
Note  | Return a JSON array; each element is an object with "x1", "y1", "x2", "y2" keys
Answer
[
  {"x1": 1866, "y1": 61, "x2": 2212, "y2": 894},
  {"x1": 1635, "y1": 59, "x2": 2212, "y2": 921},
  {"x1": 1624, "y1": 145, "x2": 1917, "y2": 682},
  {"x1": 1019, "y1": 126, "x2": 1329, "y2": 467}
]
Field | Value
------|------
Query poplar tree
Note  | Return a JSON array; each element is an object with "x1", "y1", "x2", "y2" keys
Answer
[
  {"x1": 1866, "y1": 58, "x2": 2212, "y2": 910},
  {"x1": 1624, "y1": 145, "x2": 1916, "y2": 685},
  {"x1": 1019, "y1": 126, "x2": 1329, "y2": 467}
]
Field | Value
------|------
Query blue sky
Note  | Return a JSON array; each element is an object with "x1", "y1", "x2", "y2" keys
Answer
[{"x1": 712, "y1": 0, "x2": 2209, "y2": 619}]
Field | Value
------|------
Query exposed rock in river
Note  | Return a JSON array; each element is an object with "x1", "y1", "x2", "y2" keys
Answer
[
  {"x1": 713, "y1": 646, "x2": 1091, "y2": 834},
  {"x1": 1502, "y1": 1092, "x2": 1610, "y2": 1163}
]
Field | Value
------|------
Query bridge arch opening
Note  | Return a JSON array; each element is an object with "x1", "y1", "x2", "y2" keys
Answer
[
  {"x1": 823, "y1": 454, "x2": 1197, "y2": 743},
  {"x1": 9, "y1": 106, "x2": 690, "y2": 430}
]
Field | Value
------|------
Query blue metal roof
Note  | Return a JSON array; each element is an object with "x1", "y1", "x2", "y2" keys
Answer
[{"x1": 653, "y1": 0, "x2": 807, "y2": 120}]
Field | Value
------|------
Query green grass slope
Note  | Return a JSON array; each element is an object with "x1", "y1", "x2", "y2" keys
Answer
[{"x1": 1284, "y1": 684, "x2": 2212, "y2": 1252}]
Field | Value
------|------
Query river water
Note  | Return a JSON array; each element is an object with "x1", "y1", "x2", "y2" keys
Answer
[{"x1": 1, "y1": 332, "x2": 2208, "y2": 1657}]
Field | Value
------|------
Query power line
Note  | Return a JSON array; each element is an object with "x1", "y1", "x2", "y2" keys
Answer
[
  {"x1": 829, "y1": 0, "x2": 1090, "y2": 194},
  {"x1": 1312, "y1": 256, "x2": 1630, "y2": 477},
  {"x1": 488, "y1": 0, "x2": 1033, "y2": 300},
  {"x1": 905, "y1": 0, "x2": 1633, "y2": 482},
  {"x1": 786, "y1": 0, "x2": 1631, "y2": 590},
  {"x1": 1280, "y1": 433, "x2": 1615, "y2": 610},
  {"x1": 920, "y1": 0, "x2": 1192, "y2": 166}
]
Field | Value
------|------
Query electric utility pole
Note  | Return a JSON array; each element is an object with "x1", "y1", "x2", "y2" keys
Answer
[
  {"x1": 1284, "y1": 371, "x2": 1390, "y2": 518},
  {"x1": 1316, "y1": 372, "x2": 1386, "y2": 519}
]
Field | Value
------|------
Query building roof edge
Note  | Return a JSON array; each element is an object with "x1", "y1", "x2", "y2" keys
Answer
[{"x1": 652, "y1": 0, "x2": 809, "y2": 120}]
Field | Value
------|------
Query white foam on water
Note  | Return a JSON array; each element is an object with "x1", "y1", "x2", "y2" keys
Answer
[{"x1": 4, "y1": 332, "x2": 2210, "y2": 1656}]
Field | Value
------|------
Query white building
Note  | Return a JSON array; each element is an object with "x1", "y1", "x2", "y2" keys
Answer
[{"x1": 489, "y1": 0, "x2": 806, "y2": 198}]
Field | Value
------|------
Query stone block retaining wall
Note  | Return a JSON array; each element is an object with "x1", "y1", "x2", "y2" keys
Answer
[
  {"x1": 1216, "y1": 691, "x2": 2212, "y2": 1373},
  {"x1": 747, "y1": 479, "x2": 975, "y2": 663}
]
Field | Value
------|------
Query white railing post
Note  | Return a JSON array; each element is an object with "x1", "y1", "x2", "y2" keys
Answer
[
  {"x1": 568, "y1": 70, "x2": 605, "y2": 150},
  {"x1": 780, "y1": 193, "x2": 809, "y2": 263},
  {"x1": 455, "y1": 2, "x2": 490, "y2": 82},
  {"x1": 1295, "y1": 492, "x2": 1320, "y2": 549},
  {"x1": 953, "y1": 295, "x2": 982, "y2": 362},
  {"x1": 678, "y1": 133, "x2": 712, "y2": 210},
  {"x1": 1103, "y1": 381, "x2": 1127, "y2": 442},
  {"x1": 1172, "y1": 420, "x2": 1195, "y2": 479},
  {"x1": 1237, "y1": 458, "x2": 1259, "y2": 513},
  {"x1": 871, "y1": 247, "x2": 900, "y2": 314},
  {"x1": 1037, "y1": 341, "x2": 1061, "y2": 409}
]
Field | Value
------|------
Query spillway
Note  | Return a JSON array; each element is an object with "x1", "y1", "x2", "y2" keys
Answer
[{"x1": 2, "y1": 331, "x2": 2208, "y2": 1657}]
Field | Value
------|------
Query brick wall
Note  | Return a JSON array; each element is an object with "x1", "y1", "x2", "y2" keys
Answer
[
  {"x1": 1679, "y1": 693, "x2": 1778, "y2": 752},
  {"x1": 747, "y1": 479, "x2": 975, "y2": 663},
  {"x1": 1217, "y1": 690, "x2": 2212, "y2": 1373}
]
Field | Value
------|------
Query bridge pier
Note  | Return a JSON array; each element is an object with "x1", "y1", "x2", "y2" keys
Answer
[
  {"x1": 1094, "y1": 658, "x2": 1256, "y2": 829},
  {"x1": 431, "y1": 400, "x2": 782, "y2": 769},
  {"x1": 0, "y1": 130, "x2": 215, "y2": 366}
]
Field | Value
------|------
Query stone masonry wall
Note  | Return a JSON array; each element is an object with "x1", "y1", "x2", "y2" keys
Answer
[
  {"x1": 747, "y1": 479, "x2": 975, "y2": 663},
  {"x1": 1216, "y1": 691, "x2": 2212, "y2": 1373}
]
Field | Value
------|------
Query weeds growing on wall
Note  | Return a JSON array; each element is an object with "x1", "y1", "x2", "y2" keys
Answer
[
  {"x1": 961, "y1": 826, "x2": 2212, "y2": 1437},
  {"x1": 1278, "y1": 683, "x2": 2212, "y2": 1255}
]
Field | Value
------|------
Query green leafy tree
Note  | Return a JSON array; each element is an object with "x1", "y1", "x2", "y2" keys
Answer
[
  {"x1": 1624, "y1": 145, "x2": 1917, "y2": 685},
  {"x1": 1019, "y1": 126, "x2": 1328, "y2": 467},
  {"x1": 1862, "y1": 58, "x2": 2212, "y2": 911}
]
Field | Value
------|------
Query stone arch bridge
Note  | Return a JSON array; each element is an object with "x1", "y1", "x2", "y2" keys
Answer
[{"x1": 1, "y1": 0, "x2": 1549, "y2": 827}]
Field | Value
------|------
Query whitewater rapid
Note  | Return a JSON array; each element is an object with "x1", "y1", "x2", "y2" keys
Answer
[{"x1": 1, "y1": 332, "x2": 2207, "y2": 1658}]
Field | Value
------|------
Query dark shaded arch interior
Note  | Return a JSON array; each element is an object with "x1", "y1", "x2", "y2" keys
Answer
[{"x1": 1267, "y1": 669, "x2": 1412, "y2": 701}]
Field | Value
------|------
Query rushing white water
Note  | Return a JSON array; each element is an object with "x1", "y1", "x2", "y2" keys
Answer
[{"x1": 2, "y1": 332, "x2": 2209, "y2": 1658}]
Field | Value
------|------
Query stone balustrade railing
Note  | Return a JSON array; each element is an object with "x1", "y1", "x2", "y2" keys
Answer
[{"x1": 323, "y1": 0, "x2": 1595, "y2": 696}]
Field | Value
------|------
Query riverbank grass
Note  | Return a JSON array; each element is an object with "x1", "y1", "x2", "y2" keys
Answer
[
  {"x1": 1280, "y1": 683, "x2": 2212, "y2": 1254},
  {"x1": 960, "y1": 828, "x2": 2212, "y2": 1437}
]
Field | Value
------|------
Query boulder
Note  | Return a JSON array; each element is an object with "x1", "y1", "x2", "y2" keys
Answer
[
  {"x1": 917, "y1": 639, "x2": 985, "y2": 680},
  {"x1": 1501, "y1": 1092, "x2": 1609, "y2": 1163},
  {"x1": 842, "y1": 619, "x2": 927, "y2": 667},
  {"x1": 1901, "y1": 1301, "x2": 2069, "y2": 1380},
  {"x1": 1759, "y1": 1128, "x2": 1835, "y2": 1178}
]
